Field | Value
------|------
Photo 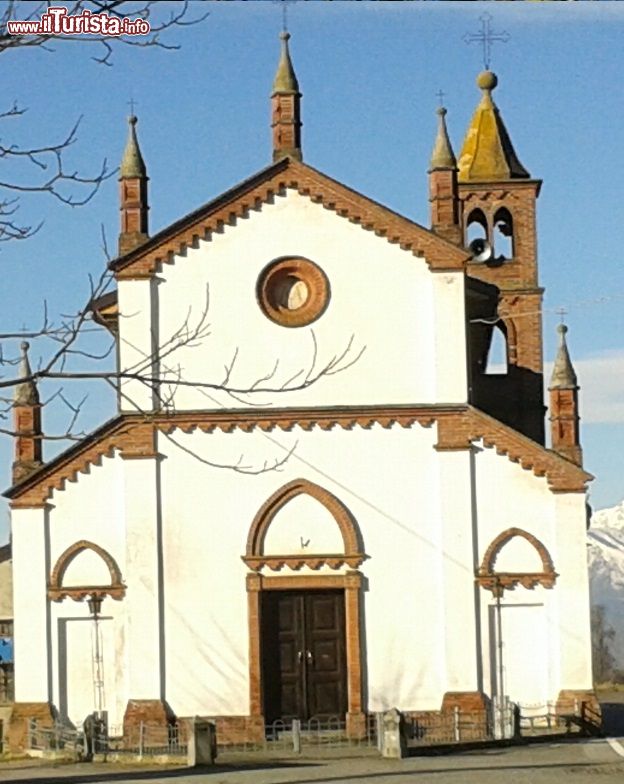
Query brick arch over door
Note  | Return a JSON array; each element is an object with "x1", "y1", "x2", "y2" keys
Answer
[
  {"x1": 476, "y1": 527, "x2": 557, "y2": 597},
  {"x1": 243, "y1": 478, "x2": 366, "y2": 572},
  {"x1": 48, "y1": 539, "x2": 126, "y2": 602}
]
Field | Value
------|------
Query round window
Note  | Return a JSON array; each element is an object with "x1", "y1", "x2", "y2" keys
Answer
[{"x1": 257, "y1": 258, "x2": 329, "y2": 327}]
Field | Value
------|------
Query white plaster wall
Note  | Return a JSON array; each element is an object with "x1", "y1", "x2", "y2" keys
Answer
[
  {"x1": 47, "y1": 454, "x2": 127, "y2": 728},
  {"x1": 117, "y1": 190, "x2": 468, "y2": 411},
  {"x1": 264, "y1": 495, "x2": 344, "y2": 555},
  {"x1": 62, "y1": 549, "x2": 112, "y2": 586},
  {"x1": 495, "y1": 536, "x2": 545, "y2": 573},
  {"x1": 49, "y1": 454, "x2": 125, "y2": 572},
  {"x1": 117, "y1": 277, "x2": 155, "y2": 412},
  {"x1": 158, "y1": 422, "x2": 451, "y2": 717},
  {"x1": 553, "y1": 492, "x2": 593, "y2": 689},
  {"x1": 473, "y1": 443, "x2": 592, "y2": 703},
  {"x1": 12, "y1": 507, "x2": 49, "y2": 703}
]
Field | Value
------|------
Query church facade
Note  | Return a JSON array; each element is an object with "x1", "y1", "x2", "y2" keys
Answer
[{"x1": 6, "y1": 34, "x2": 596, "y2": 744}]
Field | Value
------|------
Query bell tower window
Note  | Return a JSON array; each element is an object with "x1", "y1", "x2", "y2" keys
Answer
[
  {"x1": 485, "y1": 324, "x2": 508, "y2": 375},
  {"x1": 493, "y1": 207, "x2": 514, "y2": 260},
  {"x1": 466, "y1": 208, "x2": 488, "y2": 247}
]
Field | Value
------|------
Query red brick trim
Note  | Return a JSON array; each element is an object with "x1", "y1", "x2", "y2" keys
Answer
[
  {"x1": 257, "y1": 257, "x2": 330, "y2": 328},
  {"x1": 48, "y1": 539, "x2": 126, "y2": 602},
  {"x1": 112, "y1": 159, "x2": 468, "y2": 280},
  {"x1": 476, "y1": 527, "x2": 557, "y2": 597},
  {"x1": 243, "y1": 478, "x2": 365, "y2": 572},
  {"x1": 6, "y1": 405, "x2": 591, "y2": 507}
]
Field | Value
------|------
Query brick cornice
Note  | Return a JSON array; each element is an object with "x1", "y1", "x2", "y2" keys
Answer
[
  {"x1": 5, "y1": 403, "x2": 591, "y2": 507},
  {"x1": 110, "y1": 159, "x2": 468, "y2": 279},
  {"x1": 438, "y1": 406, "x2": 592, "y2": 492}
]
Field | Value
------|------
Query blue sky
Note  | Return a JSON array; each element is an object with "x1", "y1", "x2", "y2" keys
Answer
[{"x1": 0, "y1": 1, "x2": 622, "y2": 541}]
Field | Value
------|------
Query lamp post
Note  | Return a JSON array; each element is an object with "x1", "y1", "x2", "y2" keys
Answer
[
  {"x1": 87, "y1": 593, "x2": 105, "y2": 717},
  {"x1": 494, "y1": 576, "x2": 506, "y2": 738}
]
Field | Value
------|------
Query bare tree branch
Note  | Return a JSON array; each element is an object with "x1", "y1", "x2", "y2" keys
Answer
[{"x1": 0, "y1": 1, "x2": 210, "y2": 244}]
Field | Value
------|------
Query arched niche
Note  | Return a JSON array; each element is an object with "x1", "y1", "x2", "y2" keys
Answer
[
  {"x1": 48, "y1": 539, "x2": 126, "y2": 602},
  {"x1": 243, "y1": 479, "x2": 366, "y2": 572},
  {"x1": 476, "y1": 527, "x2": 557, "y2": 597}
]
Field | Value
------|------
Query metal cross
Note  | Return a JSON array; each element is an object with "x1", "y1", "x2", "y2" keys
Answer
[
  {"x1": 436, "y1": 89, "x2": 446, "y2": 108},
  {"x1": 127, "y1": 97, "x2": 137, "y2": 115},
  {"x1": 463, "y1": 13, "x2": 510, "y2": 70},
  {"x1": 275, "y1": 0, "x2": 294, "y2": 32},
  {"x1": 556, "y1": 307, "x2": 568, "y2": 324}
]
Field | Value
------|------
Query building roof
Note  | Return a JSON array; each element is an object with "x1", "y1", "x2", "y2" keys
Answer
[
  {"x1": 272, "y1": 31, "x2": 299, "y2": 94},
  {"x1": 430, "y1": 107, "x2": 457, "y2": 170},
  {"x1": 550, "y1": 324, "x2": 578, "y2": 389},
  {"x1": 458, "y1": 71, "x2": 530, "y2": 183},
  {"x1": 120, "y1": 115, "x2": 147, "y2": 179},
  {"x1": 14, "y1": 342, "x2": 39, "y2": 406}
]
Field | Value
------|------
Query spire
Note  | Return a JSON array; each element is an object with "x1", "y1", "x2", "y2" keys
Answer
[
  {"x1": 430, "y1": 107, "x2": 457, "y2": 170},
  {"x1": 119, "y1": 114, "x2": 149, "y2": 256},
  {"x1": 12, "y1": 341, "x2": 43, "y2": 484},
  {"x1": 458, "y1": 71, "x2": 530, "y2": 182},
  {"x1": 271, "y1": 31, "x2": 302, "y2": 162},
  {"x1": 14, "y1": 341, "x2": 39, "y2": 406},
  {"x1": 428, "y1": 106, "x2": 462, "y2": 244},
  {"x1": 120, "y1": 115, "x2": 146, "y2": 179},
  {"x1": 272, "y1": 31, "x2": 299, "y2": 94},
  {"x1": 549, "y1": 324, "x2": 578, "y2": 388},
  {"x1": 548, "y1": 324, "x2": 582, "y2": 466}
]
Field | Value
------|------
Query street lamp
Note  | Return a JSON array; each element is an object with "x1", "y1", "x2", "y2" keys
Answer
[
  {"x1": 87, "y1": 593, "x2": 105, "y2": 717},
  {"x1": 87, "y1": 594, "x2": 103, "y2": 619}
]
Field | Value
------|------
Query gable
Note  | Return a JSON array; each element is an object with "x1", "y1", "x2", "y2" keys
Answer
[
  {"x1": 146, "y1": 187, "x2": 468, "y2": 410},
  {"x1": 111, "y1": 159, "x2": 468, "y2": 280}
]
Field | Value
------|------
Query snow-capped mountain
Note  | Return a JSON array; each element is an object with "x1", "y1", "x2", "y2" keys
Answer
[{"x1": 588, "y1": 500, "x2": 624, "y2": 672}]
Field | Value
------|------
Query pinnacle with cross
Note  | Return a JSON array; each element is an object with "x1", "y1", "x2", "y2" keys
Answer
[{"x1": 463, "y1": 12, "x2": 510, "y2": 71}]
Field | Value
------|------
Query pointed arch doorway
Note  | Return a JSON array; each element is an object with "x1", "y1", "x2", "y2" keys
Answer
[{"x1": 243, "y1": 480, "x2": 367, "y2": 733}]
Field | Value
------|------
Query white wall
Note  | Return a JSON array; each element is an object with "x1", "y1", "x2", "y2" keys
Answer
[
  {"x1": 157, "y1": 422, "x2": 451, "y2": 715},
  {"x1": 117, "y1": 190, "x2": 468, "y2": 412},
  {"x1": 473, "y1": 442, "x2": 593, "y2": 703},
  {"x1": 10, "y1": 414, "x2": 592, "y2": 725},
  {"x1": 47, "y1": 454, "x2": 127, "y2": 729}
]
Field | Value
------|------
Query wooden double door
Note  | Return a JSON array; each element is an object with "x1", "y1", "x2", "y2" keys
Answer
[{"x1": 261, "y1": 590, "x2": 347, "y2": 723}]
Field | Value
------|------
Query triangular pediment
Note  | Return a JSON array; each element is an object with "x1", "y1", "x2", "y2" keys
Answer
[{"x1": 110, "y1": 158, "x2": 468, "y2": 279}]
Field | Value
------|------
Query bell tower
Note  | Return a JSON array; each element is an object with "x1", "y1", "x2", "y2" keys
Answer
[{"x1": 458, "y1": 71, "x2": 544, "y2": 443}]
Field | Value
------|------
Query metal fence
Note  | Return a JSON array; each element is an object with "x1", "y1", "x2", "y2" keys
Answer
[
  {"x1": 517, "y1": 700, "x2": 600, "y2": 736},
  {"x1": 217, "y1": 715, "x2": 380, "y2": 756},
  {"x1": 26, "y1": 700, "x2": 599, "y2": 763},
  {"x1": 405, "y1": 707, "x2": 494, "y2": 747},
  {"x1": 28, "y1": 719, "x2": 187, "y2": 760}
]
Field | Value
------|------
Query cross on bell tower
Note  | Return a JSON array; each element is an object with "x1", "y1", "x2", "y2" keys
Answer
[{"x1": 463, "y1": 12, "x2": 510, "y2": 70}]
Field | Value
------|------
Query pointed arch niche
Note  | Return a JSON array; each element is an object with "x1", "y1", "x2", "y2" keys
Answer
[
  {"x1": 476, "y1": 527, "x2": 557, "y2": 597},
  {"x1": 48, "y1": 540, "x2": 126, "y2": 602},
  {"x1": 242, "y1": 479, "x2": 367, "y2": 572}
]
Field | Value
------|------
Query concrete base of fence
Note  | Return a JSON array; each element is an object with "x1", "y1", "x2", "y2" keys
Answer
[
  {"x1": 381, "y1": 708, "x2": 406, "y2": 759},
  {"x1": 187, "y1": 719, "x2": 216, "y2": 766}
]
